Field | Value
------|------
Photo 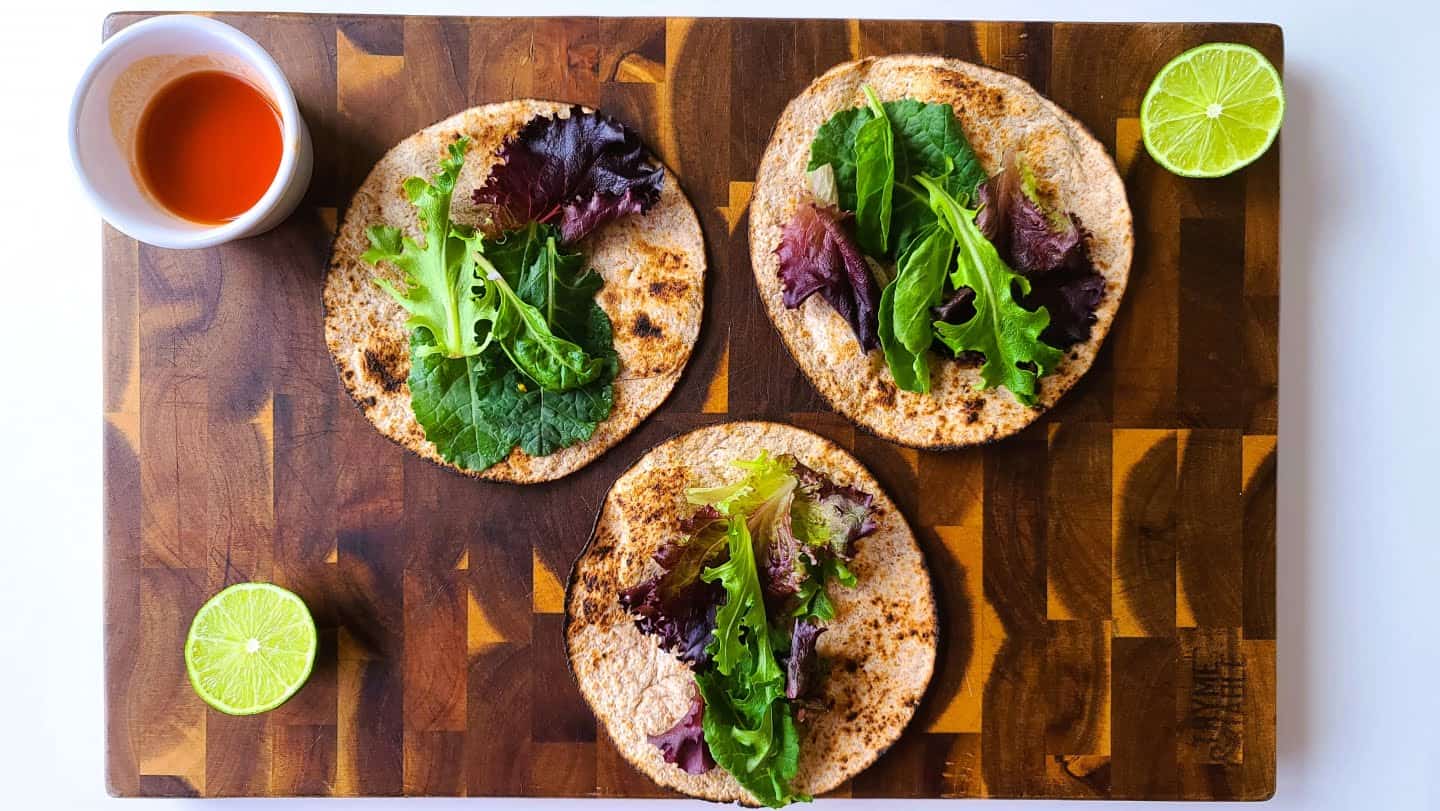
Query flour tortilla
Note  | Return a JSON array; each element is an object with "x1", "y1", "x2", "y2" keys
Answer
[
  {"x1": 565, "y1": 421, "x2": 936, "y2": 803},
  {"x1": 325, "y1": 100, "x2": 706, "y2": 482},
  {"x1": 749, "y1": 56, "x2": 1134, "y2": 448}
]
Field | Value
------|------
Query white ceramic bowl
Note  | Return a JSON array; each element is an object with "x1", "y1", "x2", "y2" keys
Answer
[{"x1": 69, "y1": 14, "x2": 312, "y2": 249}]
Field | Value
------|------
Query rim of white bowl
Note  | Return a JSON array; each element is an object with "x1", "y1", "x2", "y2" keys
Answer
[{"x1": 68, "y1": 14, "x2": 302, "y2": 249}]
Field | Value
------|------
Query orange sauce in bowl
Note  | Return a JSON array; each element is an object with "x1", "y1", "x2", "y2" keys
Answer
[{"x1": 135, "y1": 70, "x2": 283, "y2": 224}]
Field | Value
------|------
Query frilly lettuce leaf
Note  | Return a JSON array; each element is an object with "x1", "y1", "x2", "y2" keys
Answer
[
  {"x1": 363, "y1": 138, "x2": 486, "y2": 360},
  {"x1": 695, "y1": 516, "x2": 803, "y2": 807},
  {"x1": 918, "y1": 174, "x2": 1063, "y2": 406}
]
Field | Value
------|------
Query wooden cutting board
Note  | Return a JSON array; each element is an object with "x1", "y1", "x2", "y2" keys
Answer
[{"x1": 102, "y1": 12, "x2": 1280, "y2": 800}]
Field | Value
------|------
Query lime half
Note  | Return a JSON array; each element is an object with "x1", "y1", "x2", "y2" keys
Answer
[
  {"x1": 1140, "y1": 43, "x2": 1284, "y2": 178},
  {"x1": 185, "y1": 582, "x2": 317, "y2": 716}
]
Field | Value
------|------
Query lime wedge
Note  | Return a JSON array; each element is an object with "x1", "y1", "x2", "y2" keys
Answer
[
  {"x1": 185, "y1": 582, "x2": 317, "y2": 716},
  {"x1": 1140, "y1": 43, "x2": 1284, "y2": 178}
]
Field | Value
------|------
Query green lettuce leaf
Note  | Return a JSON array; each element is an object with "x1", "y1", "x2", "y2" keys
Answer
[
  {"x1": 686, "y1": 451, "x2": 796, "y2": 517},
  {"x1": 918, "y1": 175, "x2": 1063, "y2": 406},
  {"x1": 695, "y1": 517, "x2": 804, "y2": 807},
  {"x1": 791, "y1": 557, "x2": 856, "y2": 623},
  {"x1": 852, "y1": 86, "x2": 894, "y2": 256},
  {"x1": 363, "y1": 138, "x2": 485, "y2": 360}
]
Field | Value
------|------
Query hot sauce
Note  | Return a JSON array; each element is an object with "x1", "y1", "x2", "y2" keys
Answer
[{"x1": 135, "y1": 70, "x2": 283, "y2": 224}]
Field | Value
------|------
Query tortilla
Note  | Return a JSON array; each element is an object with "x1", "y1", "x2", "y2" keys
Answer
[
  {"x1": 749, "y1": 56, "x2": 1134, "y2": 448},
  {"x1": 324, "y1": 100, "x2": 706, "y2": 483},
  {"x1": 565, "y1": 421, "x2": 936, "y2": 803}
]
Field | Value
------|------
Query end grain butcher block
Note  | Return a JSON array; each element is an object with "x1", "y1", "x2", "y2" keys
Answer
[{"x1": 102, "y1": 12, "x2": 1279, "y2": 800}]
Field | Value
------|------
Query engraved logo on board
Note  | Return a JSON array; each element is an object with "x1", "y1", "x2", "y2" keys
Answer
[{"x1": 1186, "y1": 646, "x2": 1246, "y2": 764}]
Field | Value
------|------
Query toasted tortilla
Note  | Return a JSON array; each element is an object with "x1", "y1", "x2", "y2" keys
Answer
[
  {"x1": 565, "y1": 421, "x2": 936, "y2": 803},
  {"x1": 749, "y1": 56, "x2": 1134, "y2": 448},
  {"x1": 324, "y1": 100, "x2": 705, "y2": 483}
]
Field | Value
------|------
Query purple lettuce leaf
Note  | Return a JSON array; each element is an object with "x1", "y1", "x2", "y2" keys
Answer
[
  {"x1": 792, "y1": 461, "x2": 877, "y2": 559},
  {"x1": 1028, "y1": 269, "x2": 1106, "y2": 348},
  {"x1": 776, "y1": 203, "x2": 881, "y2": 352},
  {"x1": 746, "y1": 470, "x2": 807, "y2": 599},
  {"x1": 473, "y1": 106, "x2": 663, "y2": 244},
  {"x1": 618, "y1": 508, "x2": 728, "y2": 666},
  {"x1": 975, "y1": 154, "x2": 1083, "y2": 275},
  {"x1": 931, "y1": 286, "x2": 975, "y2": 324},
  {"x1": 975, "y1": 154, "x2": 1106, "y2": 349},
  {"x1": 647, "y1": 693, "x2": 715, "y2": 774},
  {"x1": 784, "y1": 619, "x2": 826, "y2": 701}
]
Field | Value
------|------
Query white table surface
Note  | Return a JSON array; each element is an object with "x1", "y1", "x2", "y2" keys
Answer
[{"x1": 2, "y1": 0, "x2": 1436, "y2": 806}]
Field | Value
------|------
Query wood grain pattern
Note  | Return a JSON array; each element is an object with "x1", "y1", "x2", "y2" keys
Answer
[{"x1": 102, "y1": 13, "x2": 1280, "y2": 800}]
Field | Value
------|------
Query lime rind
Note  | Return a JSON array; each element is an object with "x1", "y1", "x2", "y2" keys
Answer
[
  {"x1": 185, "y1": 582, "x2": 318, "y2": 716},
  {"x1": 1140, "y1": 42, "x2": 1284, "y2": 178}
]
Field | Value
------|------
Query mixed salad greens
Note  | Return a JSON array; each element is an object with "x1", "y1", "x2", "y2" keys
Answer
[
  {"x1": 619, "y1": 452, "x2": 877, "y2": 807},
  {"x1": 363, "y1": 109, "x2": 662, "y2": 472},
  {"x1": 777, "y1": 87, "x2": 1105, "y2": 406}
]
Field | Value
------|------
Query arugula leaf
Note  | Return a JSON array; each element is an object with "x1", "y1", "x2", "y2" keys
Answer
[
  {"x1": 852, "y1": 86, "x2": 895, "y2": 256},
  {"x1": 695, "y1": 516, "x2": 804, "y2": 808},
  {"x1": 486, "y1": 222, "x2": 605, "y2": 342},
  {"x1": 363, "y1": 138, "x2": 485, "y2": 360},
  {"x1": 917, "y1": 175, "x2": 1063, "y2": 406},
  {"x1": 475, "y1": 248, "x2": 606, "y2": 393},
  {"x1": 877, "y1": 220, "x2": 955, "y2": 393},
  {"x1": 405, "y1": 226, "x2": 617, "y2": 471}
]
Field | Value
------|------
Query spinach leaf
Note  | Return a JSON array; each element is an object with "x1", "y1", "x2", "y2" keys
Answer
[
  {"x1": 808, "y1": 95, "x2": 986, "y2": 258},
  {"x1": 918, "y1": 175, "x2": 1063, "y2": 406},
  {"x1": 878, "y1": 220, "x2": 955, "y2": 393},
  {"x1": 511, "y1": 304, "x2": 617, "y2": 456},
  {"x1": 852, "y1": 86, "x2": 895, "y2": 256},
  {"x1": 363, "y1": 138, "x2": 487, "y2": 360}
]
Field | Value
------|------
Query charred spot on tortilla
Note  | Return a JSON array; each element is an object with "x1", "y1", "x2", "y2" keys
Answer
[
  {"x1": 648, "y1": 279, "x2": 687, "y2": 299},
  {"x1": 362, "y1": 346, "x2": 406, "y2": 393},
  {"x1": 565, "y1": 421, "x2": 936, "y2": 806},
  {"x1": 323, "y1": 100, "x2": 706, "y2": 483},
  {"x1": 750, "y1": 56, "x2": 1133, "y2": 449},
  {"x1": 631, "y1": 313, "x2": 663, "y2": 339}
]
